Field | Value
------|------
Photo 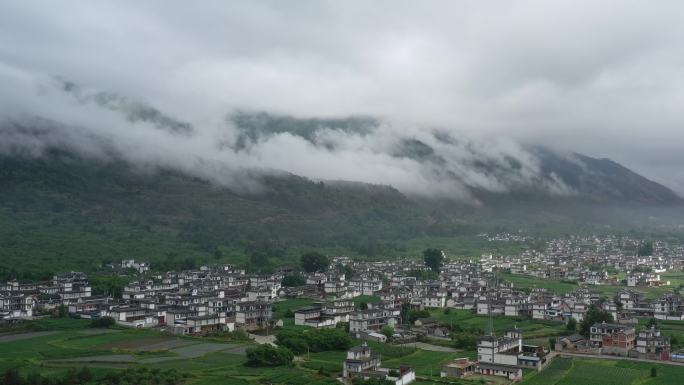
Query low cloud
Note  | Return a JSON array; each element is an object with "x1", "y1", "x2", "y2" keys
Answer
[
  {"x1": 0, "y1": 67, "x2": 573, "y2": 201},
  {"x1": 1, "y1": 1, "x2": 683, "y2": 195}
]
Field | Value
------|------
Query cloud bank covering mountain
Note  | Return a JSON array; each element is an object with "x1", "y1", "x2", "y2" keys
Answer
[{"x1": 1, "y1": 1, "x2": 684, "y2": 198}]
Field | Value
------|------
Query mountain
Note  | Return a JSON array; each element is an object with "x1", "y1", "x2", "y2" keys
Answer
[
  {"x1": 0, "y1": 149, "x2": 460, "y2": 277},
  {"x1": 0, "y1": 145, "x2": 683, "y2": 280},
  {"x1": 0, "y1": 107, "x2": 682, "y2": 277},
  {"x1": 231, "y1": 112, "x2": 682, "y2": 205},
  {"x1": 533, "y1": 148, "x2": 681, "y2": 204}
]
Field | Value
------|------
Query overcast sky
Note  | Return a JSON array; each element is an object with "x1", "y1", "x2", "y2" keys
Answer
[{"x1": 1, "y1": 1, "x2": 684, "y2": 197}]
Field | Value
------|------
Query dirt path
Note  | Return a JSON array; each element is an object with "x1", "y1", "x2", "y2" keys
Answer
[
  {"x1": 0, "y1": 331, "x2": 59, "y2": 343},
  {"x1": 54, "y1": 354, "x2": 137, "y2": 363},
  {"x1": 249, "y1": 333, "x2": 277, "y2": 346},
  {"x1": 139, "y1": 342, "x2": 244, "y2": 363},
  {"x1": 555, "y1": 351, "x2": 684, "y2": 366},
  {"x1": 398, "y1": 342, "x2": 461, "y2": 352}
]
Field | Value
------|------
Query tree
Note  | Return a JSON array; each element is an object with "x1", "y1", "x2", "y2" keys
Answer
[
  {"x1": 249, "y1": 251, "x2": 269, "y2": 265},
  {"x1": 77, "y1": 367, "x2": 93, "y2": 383},
  {"x1": 359, "y1": 301, "x2": 368, "y2": 310},
  {"x1": 638, "y1": 242, "x2": 654, "y2": 257},
  {"x1": 338, "y1": 263, "x2": 354, "y2": 279},
  {"x1": 91, "y1": 316, "x2": 116, "y2": 328},
  {"x1": 400, "y1": 303, "x2": 411, "y2": 324},
  {"x1": 281, "y1": 274, "x2": 306, "y2": 287},
  {"x1": 451, "y1": 332, "x2": 478, "y2": 349},
  {"x1": 279, "y1": 337, "x2": 308, "y2": 355},
  {"x1": 245, "y1": 344, "x2": 294, "y2": 367},
  {"x1": 381, "y1": 325, "x2": 395, "y2": 339},
  {"x1": 57, "y1": 304, "x2": 68, "y2": 318},
  {"x1": 423, "y1": 248, "x2": 444, "y2": 272},
  {"x1": 212, "y1": 248, "x2": 223, "y2": 260},
  {"x1": 671, "y1": 335, "x2": 680, "y2": 348},
  {"x1": 646, "y1": 318, "x2": 659, "y2": 328},
  {"x1": 276, "y1": 328, "x2": 352, "y2": 353},
  {"x1": 579, "y1": 304, "x2": 613, "y2": 337},
  {"x1": 2, "y1": 368, "x2": 23, "y2": 385},
  {"x1": 300, "y1": 252, "x2": 329, "y2": 273},
  {"x1": 651, "y1": 366, "x2": 657, "y2": 377},
  {"x1": 407, "y1": 309, "x2": 431, "y2": 324},
  {"x1": 566, "y1": 318, "x2": 577, "y2": 332}
]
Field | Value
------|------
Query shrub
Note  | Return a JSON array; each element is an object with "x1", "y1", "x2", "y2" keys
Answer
[
  {"x1": 282, "y1": 274, "x2": 306, "y2": 287},
  {"x1": 451, "y1": 332, "x2": 477, "y2": 349},
  {"x1": 245, "y1": 344, "x2": 294, "y2": 367},
  {"x1": 280, "y1": 337, "x2": 309, "y2": 355},
  {"x1": 381, "y1": 325, "x2": 394, "y2": 339},
  {"x1": 91, "y1": 316, "x2": 116, "y2": 328},
  {"x1": 276, "y1": 328, "x2": 352, "y2": 353}
]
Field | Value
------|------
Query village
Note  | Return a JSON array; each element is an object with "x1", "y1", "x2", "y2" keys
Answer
[{"x1": 2, "y1": 235, "x2": 684, "y2": 384}]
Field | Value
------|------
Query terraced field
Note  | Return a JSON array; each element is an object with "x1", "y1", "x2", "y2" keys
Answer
[
  {"x1": 22, "y1": 317, "x2": 684, "y2": 384},
  {"x1": 1, "y1": 319, "x2": 468, "y2": 384}
]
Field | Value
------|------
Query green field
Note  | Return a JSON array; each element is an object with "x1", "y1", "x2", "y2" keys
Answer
[
  {"x1": 430, "y1": 309, "x2": 565, "y2": 339},
  {"x1": 662, "y1": 271, "x2": 684, "y2": 287},
  {"x1": 501, "y1": 272, "x2": 684, "y2": 300},
  {"x1": 0, "y1": 319, "x2": 341, "y2": 385},
  {"x1": 0, "y1": 318, "x2": 489, "y2": 385},
  {"x1": 352, "y1": 295, "x2": 381, "y2": 306},
  {"x1": 500, "y1": 273, "x2": 578, "y2": 294},
  {"x1": 5, "y1": 306, "x2": 684, "y2": 384},
  {"x1": 521, "y1": 356, "x2": 684, "y2": 385}
]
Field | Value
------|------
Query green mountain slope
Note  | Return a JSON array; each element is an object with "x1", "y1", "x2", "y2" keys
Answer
[
  {"x1": 1, "y1": 148, "x2": 682, "y2": 279},
  {"x1": 0, "y1": 151, "x2": 474, "y2": 277}
]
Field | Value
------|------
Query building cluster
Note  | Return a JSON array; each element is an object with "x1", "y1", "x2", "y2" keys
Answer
[
  {"x1": 341, "y1": 343, "x2": 415, "y2": 385},
  {"x1": 2, "y1": 236, "x2": 683, "y2": 381},
  {"x1": 105, "y1": 259, "x2": 151, "y2": 274},
  {"x1": 556, "y1": 323, "x2": 671, "y2": 361},
  {"x1": 109, "y1": 263, "x2": 286, "y2": 333},
  {"x1": 478, "y1": 232, "x2": 531, "y2": 243},
  {"x1": 471, "y1": 328, "x2": 547, "y2": 380},
  {"x1": 1, "y1": 263, "x2": 278, "y2": 335},
  {"x1": 485, "y1": 236, "x2": 683, "y2": 287},
  {"x1": 1, "y1": 272, "x2": 93, "y2": 320},
  {"x1": 4, "y1": 242, "x2": 684, "y2": 331}
]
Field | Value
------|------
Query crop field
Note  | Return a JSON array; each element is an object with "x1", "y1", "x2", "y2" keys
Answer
[
  {"x1": 521, "y1": 356, "x2": 684, "y2": 385},
  {"x1": 430, "y1": 309, "x2": 565, "y2": 339},
  {"x1": 272, "y1": 298, "x2": 317, "y2": 329},
  {"x1": 499, "y1": 273, "x2": 578, "y2": 294},
  {"x1": 15, "y1": 316, "x2": 684, "y2": 384},
  {"x1": 384, "y1": 349, "x2": 461, "y2": 376},
  {"x1": 0, "y1": 319, "x2": 482, "y2": 384},
  {"x1": 352, "y1": 294, "x2": 382, "y2": 306},
  {"x1": 501, "y1": 272, "x2": 682, "y2": 300}
]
